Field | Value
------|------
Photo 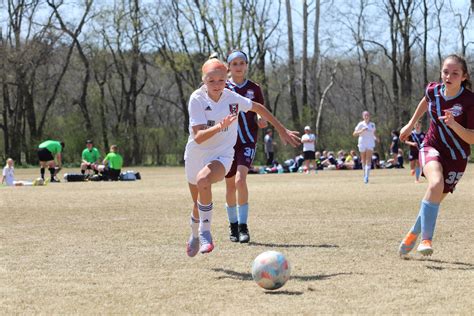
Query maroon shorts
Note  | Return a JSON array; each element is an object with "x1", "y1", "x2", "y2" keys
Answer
[
  {"x1": 419, "y1": 146, "x2": 467, "y2": 193},
  {"x1": 225, "y1": 144, "x2": 257, "y2": 178}
]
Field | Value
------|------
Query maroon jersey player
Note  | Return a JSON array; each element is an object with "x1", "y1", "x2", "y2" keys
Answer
[
  {"x1": 398, "y1": 54, "x2": 474, "y2": 257},
  {"x1": 224, "y1": 50, "x2": 268, "y2": 244}
]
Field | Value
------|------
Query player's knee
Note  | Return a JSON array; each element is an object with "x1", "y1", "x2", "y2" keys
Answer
[
  {"x1": 235, "y1": 177, "x2": 246, "y2": 191},
  {"x1": 428, "y1": 177, "x2": 444, "y2": 194},
  {"x1": 196, "y1": 175, "x2": 211, "y2": 191}
]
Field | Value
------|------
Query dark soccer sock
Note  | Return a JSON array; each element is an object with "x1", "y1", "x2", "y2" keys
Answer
[
  {"x1": 81, "y1": 170, "x2": 85, "y2": 175},
  {"x1": 49, "y1": 168, "x2": 55, "y2": 179},
  {"x1": 40, "y1": 167, "x2": 45, "y2": 179}
]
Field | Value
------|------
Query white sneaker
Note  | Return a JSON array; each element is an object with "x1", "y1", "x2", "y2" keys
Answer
[{"x1": 417, "y1": 240, "x2": 433, "y2": 256}]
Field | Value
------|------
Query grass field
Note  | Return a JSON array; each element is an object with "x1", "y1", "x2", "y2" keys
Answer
[{"x1": 1, "y1": 166, "x2": 473, "y2": 314}]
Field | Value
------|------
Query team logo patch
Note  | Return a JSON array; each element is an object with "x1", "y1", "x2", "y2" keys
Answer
[
  {"x1": 245, "y1": 90, "x2": 255, "y2": 100},
  {"x1": 229, "y1": 103, "x2": 239, "y2": 115},
  {"x1": 446, "y1": 104, "x2": 463, "y2": 117},
  {"x1": 205, "y1": 105, "x2": 212, "y2": 111}
]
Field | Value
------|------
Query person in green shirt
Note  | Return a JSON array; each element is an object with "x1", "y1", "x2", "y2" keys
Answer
[
  {"x1": 98, "y1": 145, "x2": 123, "y2": 181},
  {"x1": 80, "y1": 140, "x2": 101, "y2": 176},
  {"x1": 37, "y1": 140, "x2": 65, "y2": 182}
]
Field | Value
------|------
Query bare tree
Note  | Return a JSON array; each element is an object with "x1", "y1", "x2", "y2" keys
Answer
[{"x1": 285, "y1": 0, "x2": 300, "y2": 130}]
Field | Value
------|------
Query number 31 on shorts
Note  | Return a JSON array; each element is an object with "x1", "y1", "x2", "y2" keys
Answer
[
  {"x1": 244, "y1": 147, "x2": 256, "y2": 159},
  {"x1": 445, "y1": 172, "x2": 463, "y2": 185}
]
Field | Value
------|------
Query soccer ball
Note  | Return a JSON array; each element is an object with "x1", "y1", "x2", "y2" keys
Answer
[{"x1": 251, "y1": 251, "x2": 290, "y2": 290}]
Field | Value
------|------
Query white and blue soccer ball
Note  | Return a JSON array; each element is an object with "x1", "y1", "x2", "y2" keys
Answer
[{"x1": 251, "y1": 251, "x2": 291, "y2": 290}]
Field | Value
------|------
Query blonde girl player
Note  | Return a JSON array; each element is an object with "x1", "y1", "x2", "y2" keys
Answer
[
  {"x1": 185, "y1": 59, "x2": 300, "y2": 256},
  {"x1": 404, "y1": 121, "x2": 425, "y2": 183},
  {"x1": 224, "y1": 50, "x2": 267, "y2": 244},
  {"x1": 353, "y1": 111, "x2": 377, "y2": 183},
  {"x1": 398, "y1": 54, "x2": 473, "y2": 257},
  {"x1": 1, "y1": 158, "x2": 15, "y2": 186}
]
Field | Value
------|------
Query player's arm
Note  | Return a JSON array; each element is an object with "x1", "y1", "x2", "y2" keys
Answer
[
  {"x1": 404, "y1": 140, "x2": 417, "y2": 147},
  {"x1": 439, "y1": 111, "x2": 474, "y2": 144},
  {"x1": 352, "y1": 127, "x2": 366, "y2": 137},
  {"x1": 192, "y1": 114, "x2": 238, "y2": 144},
  {"x1": 257, "y1": 114, "x2": 268, "y2": 129},
  {"x1": 56, "y1": 153, "x2": 62, "y2": 168},
  {"x1": 400, "y1": 98, "x2": 427, "y2": 142},
  {"x1": 250, "y1": 102, "x2": 300, "y2": 147}
]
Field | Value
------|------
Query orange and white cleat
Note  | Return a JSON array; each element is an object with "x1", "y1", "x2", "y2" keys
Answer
[
  {"x1": 417, "y1": 239, "x2": 433, "y2": 256},
  {"x1": 399, "y1": 232, "x2": 419, "y2": 256}
]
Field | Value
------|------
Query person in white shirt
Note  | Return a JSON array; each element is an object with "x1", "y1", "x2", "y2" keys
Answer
[
  {"x1": 184, "y1": 58, "x2": 300, "y2": 257},
  {"x1": 1, "y1": 158, "x2": 15, "y2": 186},
  {"x1": 353, "y1": 111, "x2": 377, "y2": 183},
  {"x1": 301, "y1": 125, "x2": 317, "y2": 174}
]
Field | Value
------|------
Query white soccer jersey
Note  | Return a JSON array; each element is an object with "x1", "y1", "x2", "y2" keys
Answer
[
  {"x1": 184, "y1": 86, "x2": 253, "y2": 183},
  {"x1": 354, "y1": 121, "x2": 376, "y2": 148},
  {"x1": 301, "y1": 133, "x2": 316, "y2": 152},
  {"x1": 2, "y1": 166, "x2": 14, "y2": 186}
]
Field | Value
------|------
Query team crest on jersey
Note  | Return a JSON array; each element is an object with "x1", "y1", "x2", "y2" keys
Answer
[
  {"x1": 446, "y1": 104, "x2": 463, "y2": 117},
  {"x1": 229, "y1": 103, "x2": 239, "y2": 114},
  {"x1": 245, "y1": 90, "x2": 255, "y2": 100}
]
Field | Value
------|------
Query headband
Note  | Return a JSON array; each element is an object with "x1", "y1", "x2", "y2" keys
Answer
[{"x1": 227, "y1": 51, "x2": 248, "y2": 64}]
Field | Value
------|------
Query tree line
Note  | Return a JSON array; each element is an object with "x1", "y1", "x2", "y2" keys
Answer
[{"x1": 0, "y1": 0, "x2": 472, "y2": 166}]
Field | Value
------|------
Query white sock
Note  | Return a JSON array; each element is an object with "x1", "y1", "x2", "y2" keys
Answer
[
  {"x1": 365, "y1": 165, "x2": 371, "y2": 178},
  {"x1": 190, "y1": 214, "x2": 199, "y2": 238},
  {"x1": 198, "y1": 202, "x2": 213, "y2": 232}
]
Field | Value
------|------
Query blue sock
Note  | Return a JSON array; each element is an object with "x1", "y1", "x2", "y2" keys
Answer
[
  {"x1": 415, "y1": 167, "x2": 421, "y2": 180},
  {"x1": 238, "y1": 203, "x2": 249, "y2": 224},
  {"x1": 410, "y1": 202, "x2": 423, "y2": 234},
  {"x1": 420, "y1": 200, "x2": 440, "y2": 241},
  {"x1": 226, "y1": 204, "x2": 237, "y2": 224}
]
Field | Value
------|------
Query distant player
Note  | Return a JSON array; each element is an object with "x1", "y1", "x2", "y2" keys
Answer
[
  {"x1": 224, "y1": 50, "x2": 267, "y2": 244},
  {"x1": 37, "y1": 139, "x2": 64, "y2": 182},
  {"x1": 80, "y1": 140, "x2": 101, "y2": 176},
  {"x1": 404, "y1": 121, "x2": 425, "y2": 183},
  {"x1": 301, "y1": 126, "x2": 317, "y2": 174},
  {"x1": 184, "y1": 58, "x2": 300, "y2": 257},
  {"x1": 398, "y1": 54, "x2": 473, "y2": 257},
  {"x1": 353, "y1": 111, "x2": 377, "y2": 183}
]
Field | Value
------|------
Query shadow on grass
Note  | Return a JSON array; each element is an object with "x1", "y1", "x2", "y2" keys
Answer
[
  {"x1": 264, "y1": 290, "x2": 304, "y2": 296},
  {"x1": 404, "y1": 257, "x2": 474, "y2": 271},
  {"x1": 212, "y1": 268, "x2": 354, "y2": 282},
  {"x1": 248, "y1": 242, "x2": 339, "y2": 249}
]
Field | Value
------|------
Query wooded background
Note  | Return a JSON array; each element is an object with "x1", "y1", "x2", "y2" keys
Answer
[{"x1": 0, "y1": 0, "x2": 472, "y2": 166}]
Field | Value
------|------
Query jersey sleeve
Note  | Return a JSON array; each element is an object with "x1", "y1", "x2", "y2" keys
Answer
[
  {"x1": 354, "y1": 122, "x2": 363, "y2": 132},
  {"x1": 253, "y1": 84, "x2": 265, "y2": 107},
  {"x1": 188, "y1": 94, "x2": 207, "y2": 127},
  {"x1": 235, "y1": 93, "x2": 252, "y2": 113},
  {"x1": 2, "y1": 167, "x2": 6, "y2": 176},
  {"x1": 465, "y1": 102, "x2": 474, "y2": 129},
  {"x1": 424, "y1": 82, "x2": 438, "y2": 103}
]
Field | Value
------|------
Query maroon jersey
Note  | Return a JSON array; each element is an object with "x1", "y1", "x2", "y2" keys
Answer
[
  {"x1": 226, "y1": 79, "x2": 264, "y2": 147},
  {"x1": 424, "y1": 82, "x2": 474, "y2": 160}
]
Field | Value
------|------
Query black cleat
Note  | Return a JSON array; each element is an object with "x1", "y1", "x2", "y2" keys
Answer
[
  {"x1": 238, "y1": 224, "x2": 250, "y2": 243},
  {"x1": 229, "y1": 222, "x2": 239, "y2": 242}
]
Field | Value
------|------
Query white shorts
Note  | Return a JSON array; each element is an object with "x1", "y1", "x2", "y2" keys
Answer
[
  {"x1": 358, "y1": 143, "x2": 375, "y2": 153},
  {"x1": 185, "y1": 153, "x2": 234, "y2": 185}
]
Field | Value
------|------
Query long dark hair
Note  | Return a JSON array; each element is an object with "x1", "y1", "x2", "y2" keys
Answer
[{"x1": 444, "y1": 54, "x2": 472, "y2": 91}]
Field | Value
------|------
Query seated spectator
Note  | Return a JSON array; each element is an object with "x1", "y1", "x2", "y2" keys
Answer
[
  {"x1": 321, "y1": 151, "x2": 337, "y2": 169},
  {"x1": 371, "y1": 152, "x2": 381, "y2": 169},
  {"x1": 80, "y1": 139, "x2": 100, "y2": 176},
  {"x1": 98, "y1": 145, "x2": 123, "y2": 181}
]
